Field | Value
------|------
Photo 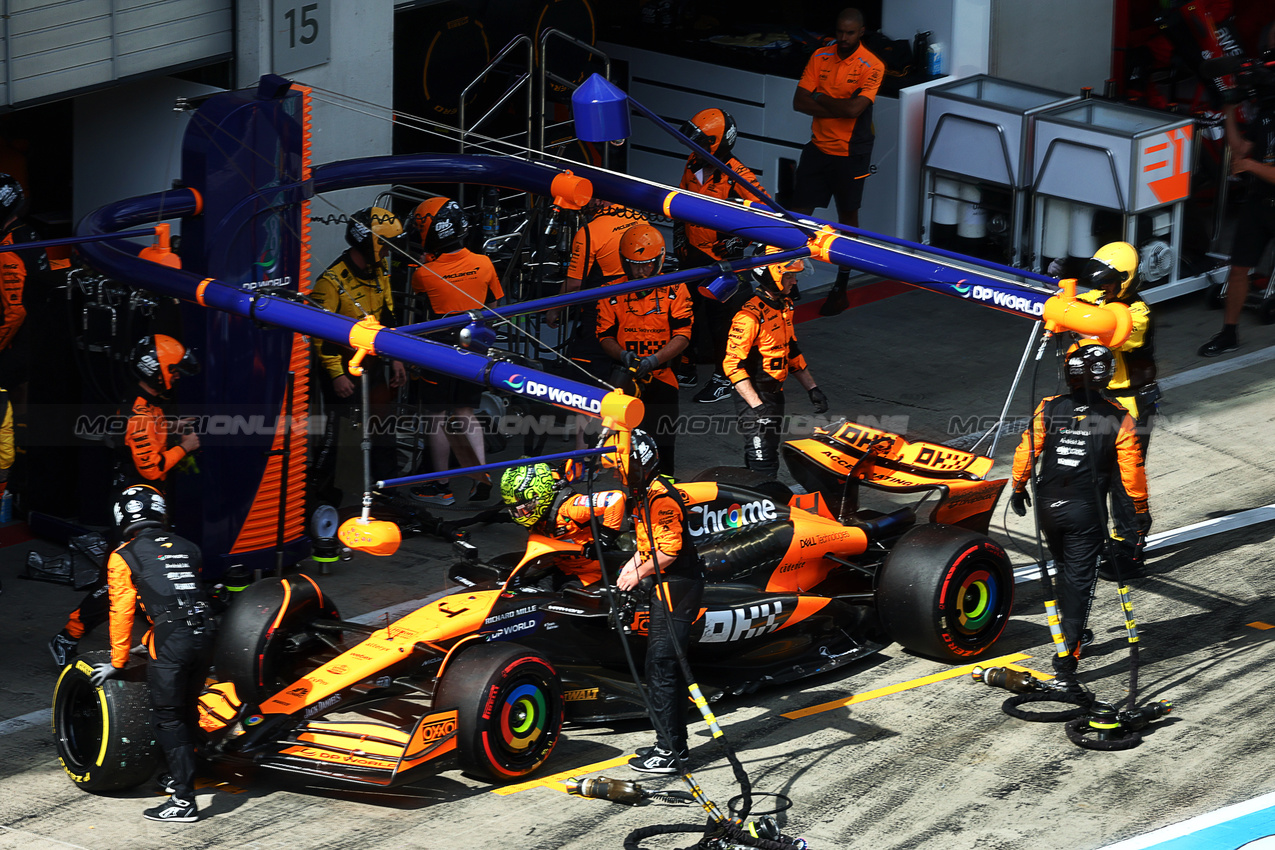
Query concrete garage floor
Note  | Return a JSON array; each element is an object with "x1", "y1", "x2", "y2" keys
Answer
[{"x1": 2, "y1": 280, "x2": 1274, "y2": 849}]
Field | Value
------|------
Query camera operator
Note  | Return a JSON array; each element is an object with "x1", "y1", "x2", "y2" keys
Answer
[{"x1": 1200, "y1": 23, "x2": 1275, "y2": 357}]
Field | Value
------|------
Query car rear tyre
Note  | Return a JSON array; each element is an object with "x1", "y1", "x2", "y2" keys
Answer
[
  {"x1": 876, "y1": 524, "x2": 1013, "y2": 661},
  {"x1": 692, "y1": 466, "x2": 794, "y2": 503},
  {"x1": 435, "y1": 643, "x2": 563, "y2": 782},
  {"x1": 215, "y1": 575, "x2": 341, "y2": 705},
  {"x1": 52, "y1": 650, "x2": 161, "y2": 791}
]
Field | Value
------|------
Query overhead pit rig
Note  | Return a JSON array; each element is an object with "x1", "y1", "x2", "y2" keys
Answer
[{"x1": 74, "y1": 74, "x2": 1131, "y2": 573}]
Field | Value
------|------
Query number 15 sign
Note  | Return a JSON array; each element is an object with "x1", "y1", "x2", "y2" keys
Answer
[{"x1": 273, "y1": 0, "x2": 330, "y2": 75}]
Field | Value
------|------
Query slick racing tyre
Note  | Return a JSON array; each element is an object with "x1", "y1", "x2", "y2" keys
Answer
[
  {"x1": 435, "y1": 643, "x2": 564, "y2": 782},
  {"x1": 876, "y1": 524, "x2": 1013, "y2": 662},
  {"x1": 215, "y1": 575, "x2": 341, "y2": 705},
  {"x1": 52, "y1": 650, "x2": 161, "y2": 791},
  {"x1": 693, "y1": 466, "x2": 794, "y2": 504}
]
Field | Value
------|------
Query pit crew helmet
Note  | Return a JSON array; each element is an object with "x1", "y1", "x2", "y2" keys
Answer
[
  {"x1": 750, "y1": 245, "x2": 807, "y2": 291},
  {"x1": 1082, "y1": 241, "x2": 1139, "y2": 303},
  {"x1": 680, "y1": 107, "x2": 738, "y2": 161},
  {"x1": 0, "y1": 173, "x2": 25, "y2": 227},
  {"x1": 113, "y1": 484, "x2": 167, "y2": 536},
  {"x1": 619, "y1": 224, "x2": 665, "y2": 281},
  {"x1": 412, "y1": 197, "x2": 468, "y2": 256},
  {"x1": 346, "y1": 206, "x2": 403, "y2": 264},
  {"x1": 628, "y1": 429, "x2": 661, "y2": 489},
  {"x1": 1065, "y1": 341, "x2": 1114, "y2": 391},
  {"x1": 131, "y1": 334, "x2": 200, "y2": 392},
  {"x1": 500, "y1": 462, "x2": 559, "y2": 528}
]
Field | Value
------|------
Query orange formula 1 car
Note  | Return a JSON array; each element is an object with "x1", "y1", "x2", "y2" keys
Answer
[{"x1": 52, "y1": 419, "x2": 1013, "y2": 791}]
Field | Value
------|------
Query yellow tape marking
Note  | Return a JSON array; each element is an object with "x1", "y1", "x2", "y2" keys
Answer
[
  {"x1": 491, "y1": 754, "x2": 632, "y2": 796},
  {"x1": 780, "y1": 652, "x2": 1032, "y2": 719},
  {"x1": 1248, "y1": 621, "x2": 1274, "y2": 630}
]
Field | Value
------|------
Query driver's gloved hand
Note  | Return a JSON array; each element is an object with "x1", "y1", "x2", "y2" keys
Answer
[{"x1": 1010, "y1": 490, "x2": 1031, "y2": 517}]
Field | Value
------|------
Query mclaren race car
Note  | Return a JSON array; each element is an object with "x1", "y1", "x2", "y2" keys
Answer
[{"x1": 52, "y1": 420, "x2": 1014, "y2": 791}]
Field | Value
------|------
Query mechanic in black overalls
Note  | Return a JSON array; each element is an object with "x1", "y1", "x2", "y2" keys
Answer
[
  {"x1": 90, "y1": 485, "x2": 215, "y2": 823},
  {"x1": 616, "y1": 430, "x2": 705, "y2": 775},
  {"x1": 1009, "y1": 343, "x2": 1151, "y2": 691}
]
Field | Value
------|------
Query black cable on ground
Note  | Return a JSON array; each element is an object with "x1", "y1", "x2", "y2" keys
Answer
[
  {"x1": 1064, "y1": 716, "x2": 1142, "y2": 751},
  {"x1": 1001, "y1": 692, "x2": 1088, "y2": 723}
]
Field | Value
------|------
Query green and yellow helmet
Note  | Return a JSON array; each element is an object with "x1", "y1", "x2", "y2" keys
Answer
[{"x1": 500, "y1": 462, "x2": 559, "y2": 527}]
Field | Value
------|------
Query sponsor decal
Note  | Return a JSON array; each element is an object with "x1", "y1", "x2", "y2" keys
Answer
[
  {"x1": 326, "y1": 664, "x2": 349, "y2": 675},
  {"x1": 504, "y1": 373, "x2": 526, "y2": 391},
  {"x1": 484, "y1": 605, "x2": 537, "y2": 625},
  {"x1": 304, "y1": 694, "x2": 342, "y2": 718},
  {"x1": 482, "y1": 685, "x2": 499, "y2": 720},
  {"x1": 486, "y1": 614, "x2": 542, "y2": 641},
  {"x1": 955, "y1": 283, "x2": 1045, "y2": 317},
  {"x1": 286, "y1": 747, "x2": 395, "y2": 769},
  {"x1": 414, "y1": 717, "x2": 458, "y2": 742},
  {"x1": 244, "y1": 715, "x2": 264, "y2": 727},
  {"x1": 701, "y1": 602, "x2": 788, "y2": 643},
  {"x1": 572, "y1": 491, "x2": 621, "y2": 507},
  {"x1": 687, "y1": 499, "x2": 777, "y2": 537},
  {"x1": 545, "y1": 604, "x2": 586, "y2": 615},
  {"x1": 287, "y1": 686, "x2": 310, "y2": 697},
  {"x1": 502, "y1": 376, "x2": 603, "y2": 413},
  {"x1": 563, "y1": 688, "x2": 600, "y2": 702}
]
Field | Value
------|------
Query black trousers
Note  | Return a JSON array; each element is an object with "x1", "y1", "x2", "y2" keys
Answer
[
  {"x1": 644, "y1": 574, "x2": 704, "y2": 753},
  {"x1": 149, "y1": 622, "x2": 215, "y2": 802},
  {"x1": 734, "y1": 388, "x2": 785, "y2": 479},
  {"x1": 1039, "y1": 496, "x2": 1105, "y2": 650},
  {"x1": 619, "y1": 375, "x2": 679, "y2": 477}
]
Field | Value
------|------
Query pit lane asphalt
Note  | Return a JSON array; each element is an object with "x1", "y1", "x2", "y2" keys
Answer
[{"x1": 2, "y1": 286, "x2": 1273, "y2": 850}]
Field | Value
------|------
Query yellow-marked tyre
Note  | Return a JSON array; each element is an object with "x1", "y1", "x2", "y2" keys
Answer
[
  {"x1": 435, "y1": 643, "x2": 563, "y2": 782},
  {"x1": 52, "y1": 650, "x2": 160, "y2": 791}
]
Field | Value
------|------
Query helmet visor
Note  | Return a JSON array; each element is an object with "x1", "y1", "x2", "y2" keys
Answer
[{"x1": 1081, "y1": 257, "x2": 1123, "y2": 291}]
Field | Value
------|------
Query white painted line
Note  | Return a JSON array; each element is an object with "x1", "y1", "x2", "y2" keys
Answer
[
  {"x1": 1159, "y1": 344, "x2": 1275, "y2": 390},
  {"x1": 1098, "y1": 788, "x2": 1275, "y2": 849}
]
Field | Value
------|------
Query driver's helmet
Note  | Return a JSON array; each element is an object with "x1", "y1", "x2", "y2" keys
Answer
[
  {"x1": 500, "y1": 462, "x2": 558, "y2": 527},
  {"x1": 113, "y1": 484, "x2": 167, "y2": 536},
  {"x1": 628, "y1": 429, "x2": 661, "y2": 490}
]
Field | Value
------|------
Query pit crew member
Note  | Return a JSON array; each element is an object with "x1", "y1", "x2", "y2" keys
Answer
[
  {"x1": 597, "y1": 225, "x2": 692, "y2": 476},
  {"x1": 1010, "y1": 343, "x2": 1151, "y2": 691},
  {"x1": 724, "y1": 250, "x2": 829, "y2": 478},
  {"x1": 618, "y1": 431, "x2": 705, "y2": 775},
  {"x1": 1077, "y1": 242, "x2": 1159, "y2": 571},
  {"x1": 676, "y1": 107, "x2": 765, "y2": 405},
  {"x1": 90, "y1": 485, "x2": 216, "y2": 823}
]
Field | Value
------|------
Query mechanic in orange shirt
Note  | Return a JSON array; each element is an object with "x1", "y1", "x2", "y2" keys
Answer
[
  {"x1": 0, "y1": 173, "x2": 50, "y2": 406},
  {"x1": 791, "y1": 8, "x2": 885, "y2": 302},
  {"x1": 616, "y1": 431, "x2": 704, "y2": 775},
  {"x1": 597, "y1": 225, "x2": 692, "y2": 476},
  {"x1": 89, "y1": 485, "x2": 214, "y2": 823},
  {"x1": 408, "y1": 198, "x2": 505, "y2": 505},
  {"x1": 725, "y1": 250, "x2": 829, "y2": 479},
  {"x1": 1009, "y1": 343, "x2": 1151, "y2": 697},
  {"x1": 49, "y1": 334, "x2": 201, "y2": 668},
  {"x1": 676, "y1": 108, "x2": 767, "y2": 405},
  {"x1": 499, "y1": 461, "x2": 628, "y2": 588}
]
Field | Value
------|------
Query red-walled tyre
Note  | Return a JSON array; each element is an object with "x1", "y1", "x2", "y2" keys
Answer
[
  {"x1": 876, "y1": 524, "x2": 1014, "y2": 661},
  {"x1": 435, "y1": 642, "x2": 563, "y2": 782}
]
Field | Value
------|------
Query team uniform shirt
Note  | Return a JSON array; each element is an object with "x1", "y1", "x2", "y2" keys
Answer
[
  {"x1": 596, "y1": 283, "x2": 694, "y2": 389},
  {"x1": 633, "y1": 479, "x2": 685, "y2": 562},
  {"x1": 678, "y1": 159, "x2": 765, "y2": 261},
  {"x1": 0, "y1": 232, "x2": 29, "y2": 352},
  {"x1": 542, "y1": 490, "x2": 628, "y2": 585},
  {"x1": 121, "y1": 390, "x2": 187, "y2": 487},
  {"x1": 723, "y1": 290, "x2": 808, "y2": 390},
  {"x1": 411, "y1": 248, "x2": 504, "y2": 316},
  {"x1": 798, "y1": 43, "x2": 885, "y2": 156},
  {"x1": 1011, "y1": 393, "x2": 1149, "y2": 513},
  {"x1": 1078, "y1": 291, "x2": 1156, "y2": 416},
  {"x1": 567, "y1": 209, "x2": 648, "y2": 331},
  {"x1": 106, "y1": 527, "x2": 207, "y2": 668},
  {"x1": 311, "y1": 252, "x2": 398, "y2": 381}
]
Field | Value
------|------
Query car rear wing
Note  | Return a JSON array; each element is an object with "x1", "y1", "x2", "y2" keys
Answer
[{"x1": 782, "y1": 420, "x2": 1008, "y2": 535}]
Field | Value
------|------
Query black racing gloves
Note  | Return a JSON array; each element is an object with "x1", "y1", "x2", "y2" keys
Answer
[
  {"x1": 809, "y1": 387, "x2": 829, "y2": 414},
  {"x1": 1010, "y1": 489, "x2": 1031, "y2": 517},
  {"x1": 624, "y1": 352, "x2": 661, "y2": 380}
]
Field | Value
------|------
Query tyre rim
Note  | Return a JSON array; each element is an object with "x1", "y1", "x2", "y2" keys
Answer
[
  {"x1": 57, "y1": 677, "x2": 104, "y2": 772},
  {"x1": 496, "y1": 680, "x2": 550, "y2": 758},
  {"x1": 948, "y1": 555, "x2": 1007, "y2": 644}
]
